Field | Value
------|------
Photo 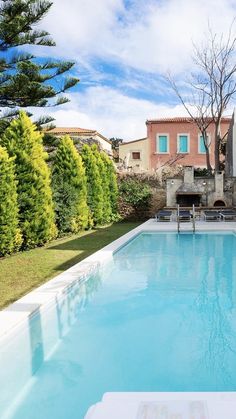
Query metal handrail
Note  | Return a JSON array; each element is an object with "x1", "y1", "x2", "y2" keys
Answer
[
  {"x1": 177, "y1": 204, "x2": 180, "y2": 233},
  {"x1": 192, "y1": 204, "x2": 195, "y2": 233},
  {"x1": 177, "y1": 204, "x2": 196, "y2": 233}
]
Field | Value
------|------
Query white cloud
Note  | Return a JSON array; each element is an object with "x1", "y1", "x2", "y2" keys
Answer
[
  {"x1": 43, "y1": 0, "x2": 236, "y2": 74},
  {"x1": 42, "y1": 0, "x2": 124, "y2": 60},
  {"x1": 33, "y1": 0, "x2": 236, "y2": 140},
  {"x1": 34, "y1": 86, "x2": 188, "y2": 140},
  {"x1": 116, "y1": 0, "x2": 236, "y2": 73}
]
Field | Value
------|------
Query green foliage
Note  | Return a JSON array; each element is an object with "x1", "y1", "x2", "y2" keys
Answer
[
  {"x1": 110, "y1": 137, "x2": 123, "y2": 150},
  {"x1": 81, "y1": 144, "x2": 104, "y2": 225},
  {"x1": 0, "y1": 0, "x2": 54, "y2": 49},
  {"x1": 52, "y1": 135, "x2": 89, "y2": 234},
  {"x1": 0, "y1": 0, "x2": 79, "y2": 125},
  {"x1": 1, "y1": 112, "x2": 56, "y2": 249},
  {"x1": 100, "y1": 150, "x2": 119, "y2": 220},
  {"x1": 0, "y1": 146, "x2": 22, "y2": 256},
  {"x1": 194, "y1": 168, "x2": 213, "y2": 177},
  {"x1": 109, "y1": 137, "x2": 123, "y2": 162},
  {"x1": 91, "y1": 144, "x2": 112, "y2": 223},
  {"x1": 119, "y1": 178, "x2": 152, "y2": 209}
]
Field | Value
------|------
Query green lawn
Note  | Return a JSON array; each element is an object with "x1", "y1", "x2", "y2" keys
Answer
[{"x1": 0, "y1": 221, "x2": 140, "y2": 309}]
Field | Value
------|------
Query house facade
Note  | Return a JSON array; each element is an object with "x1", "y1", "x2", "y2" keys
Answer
[
  {"x1": 146, "y1": 117, "x2": 231, "y2": 170},
  {"x1": 47, "y1": 127, "x2": 112, "y2": 155},
  {"x1": 119, "y1": 137, "x2": 150, "y2": 171}
]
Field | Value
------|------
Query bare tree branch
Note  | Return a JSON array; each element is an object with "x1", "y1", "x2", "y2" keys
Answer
[{"x1": 168, "y1": 22, "x2": 236, "y2": 171}]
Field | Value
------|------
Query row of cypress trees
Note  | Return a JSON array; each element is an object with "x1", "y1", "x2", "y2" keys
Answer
[{"x1": 0, "y1": 112, "x2": 118, "y2": 256}]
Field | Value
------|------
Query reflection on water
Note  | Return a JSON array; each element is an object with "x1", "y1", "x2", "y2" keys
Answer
[
  {"x1": 2, "y1": 232, "x2": 236, "y2": 419},
  {"x1": 114, "y1": 232, "x2": 236, "y2": 388}
]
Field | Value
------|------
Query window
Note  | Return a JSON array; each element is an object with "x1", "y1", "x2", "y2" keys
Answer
[
  {"x1": 156, "y1": 134, "x2": 169, "y2": 153},
  {"x1": 131, "y1": 151, "x2": 141, "y2": 160},
  {"x1": 177, "y1": 134, "x2": 189, "y2": 153},
  {"x1": 198, "y1": 134, "x2": 210, "y2": 154}
]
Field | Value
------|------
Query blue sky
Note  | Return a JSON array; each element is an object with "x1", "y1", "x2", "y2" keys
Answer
[{"x1": 30, "y1": 0, "x2": 236, "y2": 140}]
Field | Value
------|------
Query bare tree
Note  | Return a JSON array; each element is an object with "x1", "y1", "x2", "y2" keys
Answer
[
  {"x1": 168, "y1": 23, "x2": 236, "y2": 172},
  {"x1": 156, "y1": 152, "x2": 185, "y2": 168},
  {"x1": 167, "y1": 74, "x2": 213, "y2": 172},
  {"x1": 193, "y1": 24, "x2": 236, "y2": 171}
]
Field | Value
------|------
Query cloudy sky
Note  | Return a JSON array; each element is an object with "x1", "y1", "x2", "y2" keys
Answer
[{"x1": 34, "y1": 0, "x2": 236, "y2": 140}]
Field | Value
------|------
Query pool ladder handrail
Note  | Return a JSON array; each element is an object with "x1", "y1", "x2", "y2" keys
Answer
[{"x1": 177, "y1": 204, "x2": 196, "y2": 233}]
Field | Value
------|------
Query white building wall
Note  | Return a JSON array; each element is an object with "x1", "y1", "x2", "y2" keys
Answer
[
  {"x1": 94, "y1": 135, "x2": 112, "y2": 153},
  {"x1": 233, "y1": 119, "x2": 236, "y2": 177}
]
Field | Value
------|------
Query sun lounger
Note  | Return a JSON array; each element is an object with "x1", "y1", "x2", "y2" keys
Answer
[
  {"x1": 156, "y1": 210, "x2": 172, "y2": 221},
  {"x1": 220, "y1": 210, "x2": 236, "y2": 221},
  {"x1": 178, "y1": 210, "x2": 191, "y2": 221},
  {"x1": 203, "y1": 210, "x2": 221, "y2": 221}
]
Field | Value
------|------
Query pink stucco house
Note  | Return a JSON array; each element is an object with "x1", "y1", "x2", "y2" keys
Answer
[{"x1": 146, "y1": 116, "x2": 231, "y2": 170}]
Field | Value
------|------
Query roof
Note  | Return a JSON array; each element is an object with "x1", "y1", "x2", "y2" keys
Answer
[
  {"x1": 46, "y1": 127, "x2": 111, "y2": 144},
  {"x1": 120, "y1": 137, "x2": 148, "y2": 146},
  {"x1": 146, "y1": 116, "x2": 232, "y2": 124}
]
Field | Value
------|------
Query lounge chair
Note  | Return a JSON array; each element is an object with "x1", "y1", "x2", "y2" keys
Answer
[
  {"x1": 203, "y1": 210, "x2": 221, "y2": 221},
  {"x1": 156, "y1": 210, "x2": 172, "y2": 221},
  {"x1": 220, "y1": 209, "x2": 236, "y2": 221},
  {"x1": 178, "y1": 210, "x2": 191, "y2": 221}
]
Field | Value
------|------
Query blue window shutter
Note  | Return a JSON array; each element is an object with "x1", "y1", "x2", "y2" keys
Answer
[
  {"x1": 199, "y1": 135, "x2": 206, "y2": 153},
  {"x1": 158, "y1": 135, "x2": 168, "y2": 152},
  {"x1": 179, "y1": 135, "x2": 188, "y2": 152}
]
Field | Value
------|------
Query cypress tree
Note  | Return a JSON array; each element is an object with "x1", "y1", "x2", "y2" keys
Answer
[
  {"x1": 1, "y1": 112, "x2": 56, "y2": 249},
  {"x1": 52, "y1": 135, "x2": 89, "y2": 234},
  {"x1": 91, "y1": 144, "x2": 112, "y2": 223},
  {"x1": 100, "y1": 151, "x2": 119, "y2": 219},
  {"x1": 80, "y1": 144, "x2": 104, "y2": 225},
  {"x1": 0, "y1": 146, "x2": 22, "y2": 256}
]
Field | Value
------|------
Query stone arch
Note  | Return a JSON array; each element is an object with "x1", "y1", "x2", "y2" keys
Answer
[{"x1": 213, "y1": 199, "x2": 226, "y2": 207}]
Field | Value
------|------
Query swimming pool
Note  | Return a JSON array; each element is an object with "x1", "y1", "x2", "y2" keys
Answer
[{"x1": 1, "y1": 231, "x2": 236, "y2": 418}]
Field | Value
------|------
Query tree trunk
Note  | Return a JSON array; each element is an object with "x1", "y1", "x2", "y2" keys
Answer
[
  {"x1": 214, "y1": 121, "x2": 221, "y2": 172},
  {"x1": 203, "y1": 131, "x2": 212, "y2": 173},
  {"x1": 205, "y1": 146, "x2": 212, "y2": 173}
]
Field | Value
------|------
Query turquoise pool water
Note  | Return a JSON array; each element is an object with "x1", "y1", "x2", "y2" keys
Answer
[{"x1": 1, "y1": 232, "x2": 236, "y2": 418}]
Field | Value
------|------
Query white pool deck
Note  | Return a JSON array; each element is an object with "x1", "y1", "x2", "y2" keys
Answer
[
  {"x1": 1, "y1": 218, "x2": 236, "y2": 419},
  {"x1": 85, "y1": 392, "x2": 236, "y2": 419}
]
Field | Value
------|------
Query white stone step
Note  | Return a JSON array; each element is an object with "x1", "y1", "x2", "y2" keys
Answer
[{"x1": 84, "y1": 392, "x2": 236, "y2": 419}]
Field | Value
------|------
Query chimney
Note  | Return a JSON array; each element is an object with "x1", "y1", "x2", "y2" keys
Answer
[
  {"x1": 215, "y1": 171, "x2": 224, "y2": 196},
  {"x1": 184, "y1": 166, "x2": 194, "y2": 184}
]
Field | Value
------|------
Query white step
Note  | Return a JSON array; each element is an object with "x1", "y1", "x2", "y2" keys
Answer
[{"x1": 84, "y1": 392, "x2": 236, "y2": 419}]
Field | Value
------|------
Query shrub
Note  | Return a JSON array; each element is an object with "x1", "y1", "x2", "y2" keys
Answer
[
  {"x1": 119, "y1": 178, "x2": 152, "y2": 209},
  {"x1": 0, "y1": 146, "x2": 22, "y2": 256},
  {"x1": 80, "y1": 144, "x2": 104, "y2": 225},
  {"x1": 52, "y1": 136, "x2": 89, "y2": 234},
  {"x1": 1, "y1": 112, "x2": 56, "y2": 249},
  {"x1": 194, "y1": 167, "x2": 213, "y2": 177}
]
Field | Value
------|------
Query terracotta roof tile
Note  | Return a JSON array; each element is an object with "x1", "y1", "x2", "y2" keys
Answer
[
  {"x1": 46, "y1": 127, "x2": 111, "y2": 144},
  {"x1": 146, "y1": 116, "x2": 232, "y2": 124},
  {"x1": 47, "y1": 127, "x2": 96, "y2": 134}
]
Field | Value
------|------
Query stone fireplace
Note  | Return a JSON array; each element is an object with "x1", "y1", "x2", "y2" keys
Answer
[
  {"x1": 176, "y1": 193, "x2": 201, "y2": 207},
  {"x1": 166, "y1": 166, "x2": 236, "y2": 207}
]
